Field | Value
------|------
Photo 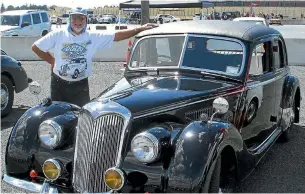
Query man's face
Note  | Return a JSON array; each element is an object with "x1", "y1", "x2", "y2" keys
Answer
[{"x1": 71, "y1": 14, "x2": 86, "y2": 33}]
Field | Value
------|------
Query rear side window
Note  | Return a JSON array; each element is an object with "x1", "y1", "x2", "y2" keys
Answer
[
  {"x1": 32, "y1": 13, "x2": 41, "y2": 24},
  {"x1": 40, "y1": 12, "x2": 49, "y2": 22},
  {"x1": 22, "y1": 15, "x2": 32, "y2": 25}
]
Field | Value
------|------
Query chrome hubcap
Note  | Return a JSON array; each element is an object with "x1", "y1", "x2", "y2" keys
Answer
[
  {"x1": 247, "y1": 103, "x2": 256, "y2": 121},
  {"x1": 1, "y1": 84, "x2": 9, "y2": 110}
]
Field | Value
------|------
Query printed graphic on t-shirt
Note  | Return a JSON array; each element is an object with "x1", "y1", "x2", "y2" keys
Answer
[{"x1": 58, "y1": 41, "x2": 91, "y2": 80}]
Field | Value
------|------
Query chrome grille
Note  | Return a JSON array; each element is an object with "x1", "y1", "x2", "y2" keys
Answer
[
  {"x1": 73, "y1": 111, "x2": 125, "y2": 193},
  {"x1": 185, "y1": 107, "x2": 214, "y2": 121}
]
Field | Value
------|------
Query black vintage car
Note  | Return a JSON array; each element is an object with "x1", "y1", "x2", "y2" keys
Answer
[
  {"x1": 1, "y1": 49, "x2": 30, "y2": 117},
  {"x1": 2, "y1": 20, "x2": 301, "y2": 193}
]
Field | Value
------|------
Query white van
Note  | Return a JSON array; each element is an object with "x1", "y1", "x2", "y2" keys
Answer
[{"x1": 0, "y1": 10, "x2": 51, "y2": 37}]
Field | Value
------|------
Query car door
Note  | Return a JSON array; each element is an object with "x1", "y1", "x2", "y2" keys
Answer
[
  {"x1": 242, "y1": 40, "x2": 278, "y2": 150},
  {"x1": 271, "y1": 37, "x2": 289, "y2": 126},
  {"x1": 19, "y1": 14, "x2": 33, "y2": 36},
  {"x1": 31, "y1": 13, "x2": 42, "y2": 36}
]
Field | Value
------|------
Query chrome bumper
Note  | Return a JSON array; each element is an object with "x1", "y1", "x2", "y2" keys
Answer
[
  {"x1": 3, "y1": 174, "x2": 113, "y2": 193},
  {"x1": 2, "y1": 174, "x2": 58, "y2": 193}
]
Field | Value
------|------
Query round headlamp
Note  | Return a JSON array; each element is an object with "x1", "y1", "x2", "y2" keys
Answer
[
  {"x1": 42, "y1": 159, "x2": 62, "y2": 181},
  {"x1": 131, "y1": 132, "x2": 160, "y2": 163},
  {"x1": 38, "y1": 120, "x2": 62, "y2": 149}
]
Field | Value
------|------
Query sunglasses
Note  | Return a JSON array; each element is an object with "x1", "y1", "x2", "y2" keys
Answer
[{"x1": 71, "y1": 15, "x2": 86, "y2": 20}]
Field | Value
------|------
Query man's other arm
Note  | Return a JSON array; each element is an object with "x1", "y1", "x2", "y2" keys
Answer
[{"x1": 114, "y1": 23, "x2": 158, "y2": 41}]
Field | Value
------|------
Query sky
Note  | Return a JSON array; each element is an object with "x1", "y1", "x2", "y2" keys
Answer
[{"x1": 1, "y1": 0, "x2": 128, "y2": 9}]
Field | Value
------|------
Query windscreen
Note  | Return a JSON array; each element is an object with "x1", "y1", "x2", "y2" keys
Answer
[
  {"x1": 0, "y1": 15, "x2": 20, "y2": 26},
  {"x1": 129, "y1": 36, "x2": 185, "y2": 68},
  {"x1": 181, "y1": 36, "x2": 244, "y2": 75}
]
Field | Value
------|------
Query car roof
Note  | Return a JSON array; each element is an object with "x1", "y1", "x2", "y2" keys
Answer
[
  {"x1": 136, "y1": 20, "x2": 281, "y2": 42},
  {"x1": 1, "y1": 10, "x2": 46, "y2": 15},
  {"x1": 233, "y1": 17, "x2": 265, "y2": 21}
]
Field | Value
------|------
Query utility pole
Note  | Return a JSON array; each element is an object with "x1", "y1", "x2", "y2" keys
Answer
[{"x1": 141, "y1": 0, "x2": 149, "y2": 25}]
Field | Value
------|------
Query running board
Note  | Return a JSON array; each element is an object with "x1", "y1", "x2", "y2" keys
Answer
[{"x1": 248, "y1": 128, "x2": 282, "y2": 155}]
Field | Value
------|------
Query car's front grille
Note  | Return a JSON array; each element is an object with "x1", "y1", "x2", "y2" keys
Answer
[{"x1": 72, "y1": 111, "x2": 125, "y2": 193}]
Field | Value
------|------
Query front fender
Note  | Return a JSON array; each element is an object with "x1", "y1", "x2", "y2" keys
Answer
[
  {"x1": 167, "y1": 120, "x2": 243, "y2": 192},
  {"x1": 5, "y1": 101, "x2": 80, "y2": 187}
]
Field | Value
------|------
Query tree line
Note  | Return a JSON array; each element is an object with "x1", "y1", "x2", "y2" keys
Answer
[{"x1": 1, "y1": 3, "x2": 49, "y2": 13}]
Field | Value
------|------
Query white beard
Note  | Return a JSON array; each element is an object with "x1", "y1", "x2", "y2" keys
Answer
[{"x1": 72, "y1": 27, "x2": 84, "y2": 33}]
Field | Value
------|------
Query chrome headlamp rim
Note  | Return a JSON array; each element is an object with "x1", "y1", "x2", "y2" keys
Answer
[
  {"x1": 104, "y1": 167, "x2": 125, "y2": 191},
  {"x1": 42, "y1": 159, "x2": 62, "y2": 181},
  {"x1": 131, "y1": 131, "x2": 161, "y2": 163},
  {"x1": 38, "y1": 119, "x2": 63, "y2": 149}
]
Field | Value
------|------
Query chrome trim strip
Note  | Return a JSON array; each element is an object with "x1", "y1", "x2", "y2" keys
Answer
[
  {"x1": 82, "y1": 99, "x2": 132, "y2": 167},
  {"x1": 247, "y1": 72, "x2": 287, "y2": 89},
  {"x1": 249, "y1": 127, "x2": 282, "y2": 154},
  {"x1": 2, "y1": 174, "x2": 57, "y2": 193},
  {"x1": 133, "y1": 88, "x2": 245, "y2": 119}
]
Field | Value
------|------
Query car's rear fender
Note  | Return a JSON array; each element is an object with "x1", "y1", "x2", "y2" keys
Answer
[
  {"x1": 281, "y1": 75, "x2": 301, "y2": 124},
  {"x1": 167, "y1": 120, "x2": 244, "y2": 192}
]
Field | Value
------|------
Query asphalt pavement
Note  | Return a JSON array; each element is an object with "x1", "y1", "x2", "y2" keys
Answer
[{"x1": 1, "y1": 62, "x2": 305, "y2": 193}]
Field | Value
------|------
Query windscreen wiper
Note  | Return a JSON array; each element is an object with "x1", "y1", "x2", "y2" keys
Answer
[{"x1": 200, "y1": 71, "x2": 242, "y2": 83}]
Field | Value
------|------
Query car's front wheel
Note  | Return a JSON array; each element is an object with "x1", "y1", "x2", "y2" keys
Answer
[
  {"x1": 1, "y1": 75, "x2": 14, "y2": 117},
  {"x1": 42, "y1": 30, "x2": 48, "y2": 36}
]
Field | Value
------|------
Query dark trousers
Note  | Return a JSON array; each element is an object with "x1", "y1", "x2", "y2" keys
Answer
[{"x1": 51, "y1": 72, "x2": 90, "y2": 107}]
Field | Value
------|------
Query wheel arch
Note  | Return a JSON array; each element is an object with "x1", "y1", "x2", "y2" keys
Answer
[
  {"x1": 1, "y1": 72, "x2": 16, "y2": 87},
  {"x1": 294, "y1": 87, "x2": 301, "y2": 123}
]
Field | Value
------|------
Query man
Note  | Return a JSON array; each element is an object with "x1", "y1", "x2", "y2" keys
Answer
[{"x1": 32, "y1": 8, "x2": 157, "y2": 107}]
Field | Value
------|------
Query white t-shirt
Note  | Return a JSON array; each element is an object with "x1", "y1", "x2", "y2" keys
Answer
[{"x1": 34, "y1": 29, "x2": 115, "y2": 81}]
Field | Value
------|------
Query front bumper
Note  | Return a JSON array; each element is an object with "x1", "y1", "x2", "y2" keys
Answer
[
  {"x1": 2, "y1": 174, "x2": 113, "y2": 193},
  {"x1": 2, "y1": 174, "x2": 58, "y2": 193}
]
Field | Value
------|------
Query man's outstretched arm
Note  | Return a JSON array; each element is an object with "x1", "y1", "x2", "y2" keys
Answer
[{"x1": 114, "y1": 23, "x2": 158, "y2": 42}]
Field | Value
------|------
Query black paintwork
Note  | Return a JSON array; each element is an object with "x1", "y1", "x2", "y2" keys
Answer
[
  {"x1": 1, "y1": 54, "x2": 29, "y2": 93},
  {"x1": 3, "y1": 23, "x2": 301, "y2": 193},
  {"x1": 5, "y1": 102, "x2": 80, "y2": 188}
]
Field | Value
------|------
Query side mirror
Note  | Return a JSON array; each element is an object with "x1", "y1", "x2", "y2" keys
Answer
[
  {"x1": 21, "y1": 22, "x2": 30, "y2": 28},
  {"x1": 29, "y1": 81, "x2": 41, "y2": 95},
  {"x1": 213, "y1": 97, "x2": 229, "y2": 114}
]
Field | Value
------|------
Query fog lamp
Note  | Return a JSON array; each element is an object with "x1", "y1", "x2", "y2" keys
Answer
[
  {"x1": 104, "y1": 167, "x2": 125, "y2": 190},
  {"x1": 42, "y1": 159, "x2": 61, "y2": 181}
]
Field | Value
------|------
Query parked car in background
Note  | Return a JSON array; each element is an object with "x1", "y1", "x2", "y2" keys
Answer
[
  {"x1": 1, "y1": 49, "x2": 30, "y2": 117},
  {"x1": 155, "y1": 14, "x2": 181, "y2": 23},
  {"x1": 233, "y1": 17, "x2": 269, "y2": 26},
  {"x1": 193, "y1": 13, "x2": 208, "y2": 20},
  {"x1": 59, "y1": 13, "x2": 69, "y2": 24},
  {"x1": 2, "y1": 20, "x2": 301, "y2": 193},
  {"x1": 221, "y1": 11, "x2": 241, "y2": 20},
  {"x1": 98, "y1": 14, "x2": 117, "y2": 24},
  {"x1": 0, "y1": 10, "x2": 51, "y2": 36},
  {"x1": 50, "y1": 15, "x2": 57, "y2": 24}
]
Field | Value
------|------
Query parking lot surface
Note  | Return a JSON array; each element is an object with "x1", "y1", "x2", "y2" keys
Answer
[{"x1": 1, "y1": 61, "x2": 305, "y2": 193}]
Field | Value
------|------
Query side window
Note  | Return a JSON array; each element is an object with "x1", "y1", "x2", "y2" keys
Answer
[
  {"x1": 249, "y1": 41, "x2": 273, "y2": 76},
  {"x1": 40, "y1": 12, "x2": 49, "y2": 23},
  {"x1": 273, "y1": 39, "x2": 286, "y2": 69},
  {"x1": 22, "y1": 14, "x2": 32, "y2": 25},
  {"x1": 32, "y1": 13, "x2": 41, "y2": 24},
  {"x1": 249, "y1": 44, "x2": 264, "y2": 76}
]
